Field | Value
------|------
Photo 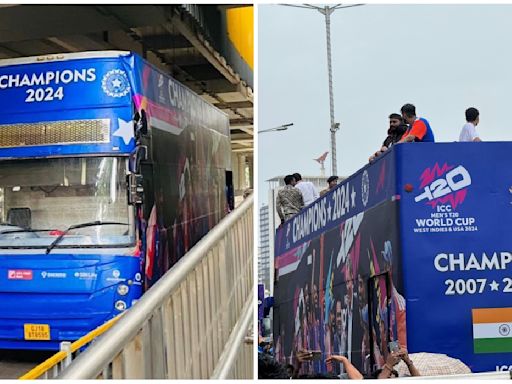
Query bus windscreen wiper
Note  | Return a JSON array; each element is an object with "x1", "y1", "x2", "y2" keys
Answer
[
  {"x1": 0, "y1": 228, "x2": 55, "y2": 235},
  {"x1": 45, "y1": 221, "x2": 129, "y2": 254}
]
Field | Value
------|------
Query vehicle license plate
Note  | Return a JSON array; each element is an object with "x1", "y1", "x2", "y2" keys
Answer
[{"x1": 24, "y1": 323, "x2": 50, "y2": 340}]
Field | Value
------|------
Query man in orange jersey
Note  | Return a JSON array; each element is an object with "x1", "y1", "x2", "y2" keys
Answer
[{"x1": 400, "y1": 103, "x2": 435, "y2": 143}]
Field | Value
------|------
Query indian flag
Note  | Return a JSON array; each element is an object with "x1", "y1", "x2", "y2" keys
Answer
[{"x1": 472, "y1": 308, "x2": 512, "y2": 354}]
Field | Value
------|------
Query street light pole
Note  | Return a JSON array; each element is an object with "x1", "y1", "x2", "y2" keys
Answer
[
  {"x1": 318, "y1": 5, "x2": 338, "y2": 175},
  {"x1": 280, "y1": 3, "x2": 363, "y2": 176},
  {"x1": 258, "y1": 122, "x2": 294, "y2": 134}
]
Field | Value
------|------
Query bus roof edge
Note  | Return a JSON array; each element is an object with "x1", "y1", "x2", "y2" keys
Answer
[{"x1": 0, "y1": 51, "x2": 131, "y2": 67}]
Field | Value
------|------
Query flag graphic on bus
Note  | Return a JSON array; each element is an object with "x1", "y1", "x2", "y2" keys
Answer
[{"x1": 472, "y1": 308, "x2": 512, "y2": 353}]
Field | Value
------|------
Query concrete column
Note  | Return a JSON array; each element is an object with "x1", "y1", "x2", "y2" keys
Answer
[
  {"x1": 238, "y1": 153, "x2": 247, "y2": 191},
  {"x1": 231, "y1": 152, "x2": 240, "y2": 191},
  {"x1": 246, "y1": 154, "x2": 254, "y2": 189}
]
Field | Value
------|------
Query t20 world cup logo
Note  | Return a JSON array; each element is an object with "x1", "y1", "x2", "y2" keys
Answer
[{"x1": 415, "y1": 163, "x2": 471, "y2": 209}]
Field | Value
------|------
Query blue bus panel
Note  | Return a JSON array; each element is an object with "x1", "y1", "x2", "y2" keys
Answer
[
  {"x1": 274, "y1": 142, "x2": 512, "y2": 374},
  {"x1": 0, "y1": 252, "x2": 141, "y2": 350},
  {"x1": 397, "y1": 142, "x2": 512, "y2": 372},
  {"x1": 275, "y1": 150, "x2": 397, "y2": 256},
  {"x1": 0, "y1": 54, "x2": 135, "y2": 157}
]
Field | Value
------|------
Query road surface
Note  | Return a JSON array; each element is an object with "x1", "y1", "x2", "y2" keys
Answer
[{"x1": 0, "y1": 350, "x2": 53, "y2": 379}]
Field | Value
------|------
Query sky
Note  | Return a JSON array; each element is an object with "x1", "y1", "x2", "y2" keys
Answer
[{"x1": 258, "y1": 4, "x2": 512, "y2": 206}]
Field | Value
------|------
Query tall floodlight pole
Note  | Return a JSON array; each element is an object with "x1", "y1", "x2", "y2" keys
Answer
[
  {"x1": 320, "y1": 6, "x2": 338, "y2": 175},
  {"x1": 281, "y1": 4, "x2": 363, "y2": 175}
]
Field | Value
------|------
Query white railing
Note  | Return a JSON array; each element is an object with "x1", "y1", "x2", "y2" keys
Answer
[
  {"x1": 403, "y1": 371, "x2": 511, "y2": 380},
  {"x1": 56, "y1": 195, "x2": 253, "y2": 379}
]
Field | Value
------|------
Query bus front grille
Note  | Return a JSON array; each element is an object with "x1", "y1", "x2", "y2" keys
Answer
[{"x1": 0, "y1": 119, "x2": 111, "y2": 148}]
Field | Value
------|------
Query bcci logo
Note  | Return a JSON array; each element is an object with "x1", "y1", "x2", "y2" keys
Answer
[
  {"x1": 361, "y1": 170, "x2": 369, "y2": 207},
  {"x1": 102, "y1": 69, "x2": 130, "y2": 98}
]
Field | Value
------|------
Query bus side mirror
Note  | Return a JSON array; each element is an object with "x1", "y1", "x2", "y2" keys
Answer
[
  {"x1": 127, "y1": 174, "x2": 144, "y2": 205},
  {"x1": 134, "y1": 109, "x2": 148, "y2": 139},
  {"x1": 135, "y1": 145, "x2": 147, "y2": 173},
  {"x1": 129, "y1": 145, "x2": 147, "y2": 174}
]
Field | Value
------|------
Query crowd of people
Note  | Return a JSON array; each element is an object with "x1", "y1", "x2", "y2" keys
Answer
[
  {"x1": 275, "y1": 173, "x2": 339, "y2": 225},
  {"x1": 369, "y1": 103, "x2": 481, "y2": 162},
  {"x1": 258, "y1": 337, "x2": 473, "y2": 379},
  {"x1": 259, "y1": 339, "x2": 424, "y2": 379},
  {"x1": 275, "y1": 173, "x2": 316, "y2": 224}
]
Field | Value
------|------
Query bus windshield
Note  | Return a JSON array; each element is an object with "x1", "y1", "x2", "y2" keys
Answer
[{"x1": 0, "y1": 157, "x2": 133, "y2": 248}]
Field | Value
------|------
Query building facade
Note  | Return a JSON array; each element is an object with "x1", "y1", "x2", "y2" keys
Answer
[{"x1": 258, "y1": 204, "x2": 271, "y2": 289}]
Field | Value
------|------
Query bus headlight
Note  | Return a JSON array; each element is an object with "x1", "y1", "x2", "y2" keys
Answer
[
  {"x1": 117, "y1": 284, "x2": 129, "y2": 296},
  {"x1": 115, "y1": 300, "x2": 127, "y2": 311}
]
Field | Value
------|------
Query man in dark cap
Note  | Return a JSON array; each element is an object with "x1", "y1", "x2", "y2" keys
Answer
[
  {"x1": 383, "y1": 113, "x2": 408, "y2": 148},
  {"x1": 320, "y1": 175, "x2": 339, "y2": 196},
  {"x1": 369, "y1": 113, "x2": 408, "y2": 162}
]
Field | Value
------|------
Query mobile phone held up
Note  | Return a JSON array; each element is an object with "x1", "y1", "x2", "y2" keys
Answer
[
  {"x1": 388, "y1": 340, "x2": 400, "y2": 353},
  {"x1": 311, "y1": 351, "x2": 323, "y2": 361}
]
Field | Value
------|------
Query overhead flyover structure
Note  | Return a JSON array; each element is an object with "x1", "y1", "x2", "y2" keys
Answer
[{"x1": 0, "y1": 4, "x2": 253, "y2": 194}]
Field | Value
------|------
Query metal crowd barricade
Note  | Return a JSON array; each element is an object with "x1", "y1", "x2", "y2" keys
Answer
[{"x1": 56, "y1": 194, "x2": 254, "y2": 379}]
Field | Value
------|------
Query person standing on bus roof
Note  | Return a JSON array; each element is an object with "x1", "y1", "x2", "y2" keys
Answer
[
  {"x1": 383, "y1": 113, "x2": 409, "y2": 148},
  {"x1": 293, "y1": 173, "x2": 320, "y2": 206},
  {"x1": 276, "y1": 174, "x2": 304, "y2": 224},
  {"x1": 369, "y1": 113, "x2": 408, "y2": 162},
  {"x1": 400, "y1": 103, "x2": 435, "y2": 143},
  {"x1": 459, "y1": 107, "x2": 481, "y2": 142},
  {"x1": 320, "y1": 175, "x2": 339, "y2": 196}
]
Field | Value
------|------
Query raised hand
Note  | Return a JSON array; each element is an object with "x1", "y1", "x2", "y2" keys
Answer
[
  {"x1": 386, "y1": 350, "x2": 402, "y2": 366},
  {"x1": 296, "y1": 350, "x2": 314, "y2": 362},
  {"x1": 325, "y1": 355, "x2": 348, "y2": 364}
]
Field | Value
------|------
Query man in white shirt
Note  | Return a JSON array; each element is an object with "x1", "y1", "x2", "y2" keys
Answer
[
  {"x1": 459, "y1": 107, "x2": 481, "y2": 142},
  {"x1": 293, "y1": 173, "x2": 319, "y2": 206}
]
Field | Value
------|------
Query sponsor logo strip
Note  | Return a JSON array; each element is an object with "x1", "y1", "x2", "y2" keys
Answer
[{"x1": 7, "y1": 269, "x2": 32, "y2": 280}]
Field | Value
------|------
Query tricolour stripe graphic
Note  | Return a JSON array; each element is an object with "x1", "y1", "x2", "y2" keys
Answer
[
  {"x1": 472, "y1": 308, "x2": 512, "y2": 354},
  {"x1": 474, "y1": 338, "x2": 512, "y2": 354},
  {"x1": 473, "y1": 307, "x2": 512, "y2": 324},
  {"x1": 473, "y1": 322, "x2": 512, "y2": 339}
]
